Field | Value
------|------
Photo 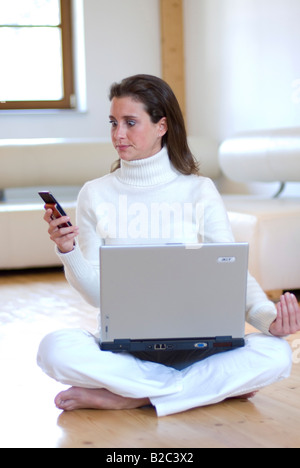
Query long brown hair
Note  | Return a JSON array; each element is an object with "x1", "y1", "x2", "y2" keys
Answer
[{"x1": 109, "y1": 74, "x2": 200, "y2": 176}]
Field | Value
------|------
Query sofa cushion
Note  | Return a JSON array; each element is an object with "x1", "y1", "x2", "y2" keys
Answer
[{"x1": 0, "y1": 138, "x2": 117, "y2": 189}]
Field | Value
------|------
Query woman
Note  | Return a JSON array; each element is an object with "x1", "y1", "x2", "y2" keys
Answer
[{"x1": 37, "y1": 75, "x2": 299, "y2": 417}]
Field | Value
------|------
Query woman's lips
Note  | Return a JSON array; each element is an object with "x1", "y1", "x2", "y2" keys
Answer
[{"x1": 116, "y1": 145, "x2": 131, "y2": 151}]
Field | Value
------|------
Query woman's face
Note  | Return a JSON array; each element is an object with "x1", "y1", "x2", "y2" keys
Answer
[{"x1": 109, "y1": 96, "x2": 167, "y2": 162}]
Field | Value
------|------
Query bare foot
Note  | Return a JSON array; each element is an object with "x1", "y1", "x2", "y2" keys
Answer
[{"x1": 54, "y1": 387, "x2": 151, "y2": 412}]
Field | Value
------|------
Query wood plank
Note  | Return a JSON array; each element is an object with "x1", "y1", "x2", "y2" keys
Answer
[{"x1": 160, "y1": 0, "x2": 186, "y2": 117}]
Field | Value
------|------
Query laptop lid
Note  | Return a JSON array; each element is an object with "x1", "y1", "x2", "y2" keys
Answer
[{"x1": 99, "y1": 243, "x2": 248, "y2": 352}]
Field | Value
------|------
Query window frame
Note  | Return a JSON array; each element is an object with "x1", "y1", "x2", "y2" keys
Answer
[{"x1": 0, "y1": 0, "x2": 74, "y2": 110}]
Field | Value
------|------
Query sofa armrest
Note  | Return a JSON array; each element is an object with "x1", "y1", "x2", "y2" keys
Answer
[{"x1": 219, "y1": 128, "x2": 300, "y2": 184}]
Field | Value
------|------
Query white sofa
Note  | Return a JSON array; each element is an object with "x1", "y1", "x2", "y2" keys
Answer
[
  {"x1": 220, "y1": 129, "x2": 300, "y2": 291},
  {"x1": 0, "y1": 136, "x2": 220, "y2": 269},
  {"x1": 0, "y1": 132, "x2": 299, "y2": 293},
  {"x1": 0, "y1": 138, "x2": 117, "y2": 269}
]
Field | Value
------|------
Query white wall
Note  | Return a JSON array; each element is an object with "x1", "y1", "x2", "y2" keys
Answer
[
  {"x1": 184, "y1": 0, "x2": 300, "y2": 142},
  {"x1": 0, "y1": 0, "x2": 161, "y2": 139}
]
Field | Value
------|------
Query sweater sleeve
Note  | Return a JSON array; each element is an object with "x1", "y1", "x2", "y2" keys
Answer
[
  {"x1": 201, "y1": 178, "x2": 277, "y2": 335},
  {"x1": 56, "y1": 183, "x2": 103, "y2": 308}
]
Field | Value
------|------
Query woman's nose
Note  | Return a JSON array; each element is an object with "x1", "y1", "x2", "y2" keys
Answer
[{"x1": 113, "y1": 123, "x2": 126, "y2": 139}]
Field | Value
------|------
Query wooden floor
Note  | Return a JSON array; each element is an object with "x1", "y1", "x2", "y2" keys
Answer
[{"x1": 0, "y1": 269, "x2": 300, "y2": 448}]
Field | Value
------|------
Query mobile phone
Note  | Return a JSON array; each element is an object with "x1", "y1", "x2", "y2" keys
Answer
[{"x1": 39, "y1": 191, "x2": 72, "y2": 229}]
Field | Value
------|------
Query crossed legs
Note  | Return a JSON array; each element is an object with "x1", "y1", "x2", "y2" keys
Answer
[{"x1": 37, "y1": 329, "x2": 292, "y2": 417}]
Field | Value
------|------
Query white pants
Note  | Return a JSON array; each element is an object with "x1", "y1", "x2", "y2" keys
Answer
[{"x1": 37, "y1": 329, "x2": 292, "y2": 417}]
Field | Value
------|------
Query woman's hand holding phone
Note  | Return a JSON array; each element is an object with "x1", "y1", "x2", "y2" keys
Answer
[
  {"x1": 39, "y1": 192, "x2": 79, "y2": 253},
  {"x1": 44, "y1": 208, "x2": 79, "y2": 253}
]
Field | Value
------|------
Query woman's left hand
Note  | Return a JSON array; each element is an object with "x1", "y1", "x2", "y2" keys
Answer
[{"x1": 269, "y1": 292, "x2": 300, "y2": 336}]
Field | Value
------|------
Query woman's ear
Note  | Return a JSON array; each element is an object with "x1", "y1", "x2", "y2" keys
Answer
[{"x1": 158, "y1": 117, "x2": 168, "y2": 137}]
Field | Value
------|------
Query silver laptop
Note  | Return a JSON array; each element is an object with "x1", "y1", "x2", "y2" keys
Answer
[{"x1": 99, "y1": 243, "x2": 248, "y2": 353}]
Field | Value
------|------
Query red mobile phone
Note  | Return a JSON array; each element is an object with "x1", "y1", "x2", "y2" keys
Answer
[{"x1": 39, "y1": 191, "x2": 72, "y2": 229}]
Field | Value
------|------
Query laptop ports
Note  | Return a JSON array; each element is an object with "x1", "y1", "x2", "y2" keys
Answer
[
  {"x1": 194, "y1": 342, "x2": 208, "y2": 349},
  {"x1": 154, "y1": 344, "x2": 167, "y2": 350}
]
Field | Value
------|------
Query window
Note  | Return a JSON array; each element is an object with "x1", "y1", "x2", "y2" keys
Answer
[{"x1": 0, "y1": 0, "x2": 74, "y2": 110}]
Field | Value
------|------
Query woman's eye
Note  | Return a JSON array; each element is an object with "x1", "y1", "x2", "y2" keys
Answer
[
  {"x1": 127, "y1": 120, "x2": 136, "y2": 127},
  {"x1": 109, "y1": 120, "x2": 117, "y2": 127}
]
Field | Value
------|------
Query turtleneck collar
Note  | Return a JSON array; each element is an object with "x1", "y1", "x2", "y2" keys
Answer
[{"x1": 117, "y1": 147, "x2": 178, "y2": 187}]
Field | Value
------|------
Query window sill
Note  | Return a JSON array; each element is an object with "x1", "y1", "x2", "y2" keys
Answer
[{"x1": 0, "y1": 108, "x2": 87, "y2": 116}]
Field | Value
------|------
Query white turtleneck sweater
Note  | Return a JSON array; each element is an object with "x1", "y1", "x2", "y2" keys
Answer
[{"x1": 57, "y1": 147, "x2": 277, "y2": 335}]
